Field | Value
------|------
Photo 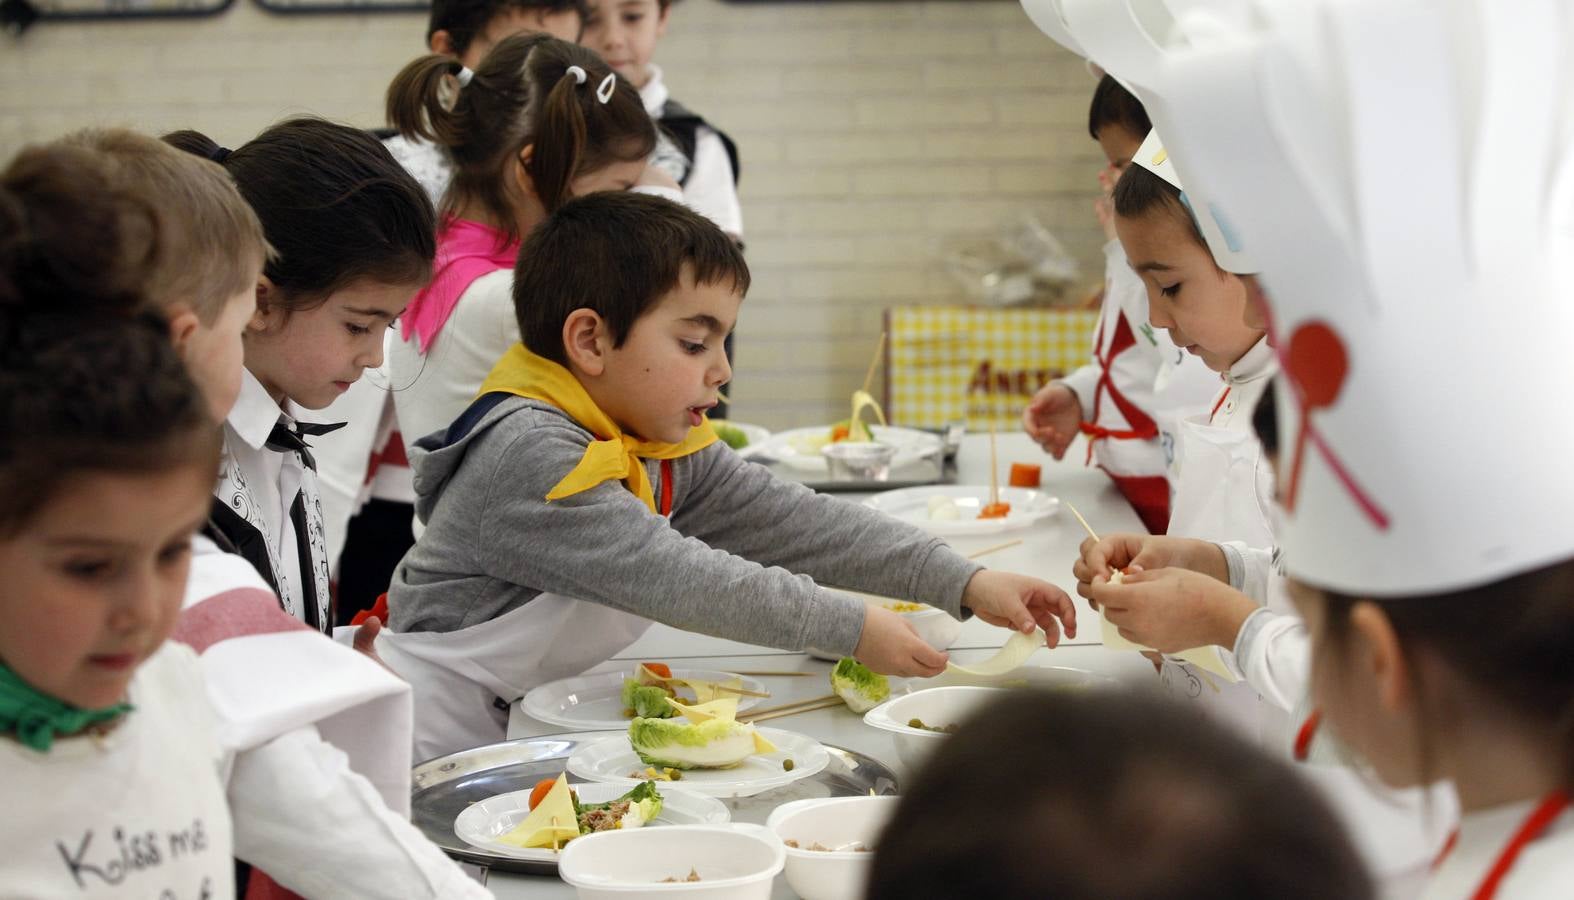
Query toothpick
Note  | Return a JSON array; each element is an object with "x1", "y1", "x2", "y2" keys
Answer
[
  {"x1": 1063, "y1": 500, "x2": 1100, "y2": 543},
  {"x1": 967, "y1": 539, "x2": 1023, "y2": 560},
  {"x1": 859, "y1": 331, "x2": 888, "y2": 397},
  {"x1": 987, "y1": 419, "x2": 1000, "y2": 509},
  {"x1": 743, "y1": 696, "x2": 845, "y2": 724},
  {"x1": 739, "y1": 693, "x2": 839, "y2": 722}
]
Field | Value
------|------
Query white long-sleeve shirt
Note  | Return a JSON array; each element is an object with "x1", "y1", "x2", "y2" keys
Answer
[{"x1": 639, "y1": 65, "x2": 743, "y2": 238}]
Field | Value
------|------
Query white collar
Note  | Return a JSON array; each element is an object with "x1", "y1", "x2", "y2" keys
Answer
[
  {"x1": 226, "y1": 369, "x2": 290, "y2": 451},
  {"x1": 1224, "y1": 335, "x2": 1276, "y2": 386},
  {"x1": 638, "y1": 64, "x2": 667, "y2": 117}
]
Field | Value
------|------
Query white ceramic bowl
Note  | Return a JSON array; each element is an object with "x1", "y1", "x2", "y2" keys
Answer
[
  {"x1": 862, "y1": 686, "x2": 1003, "y2": 771},
  {"x1": 766, "y1": 796, "x2": 899, "y2": 900},
  {"x1": 558, "y1": 824, "x2": 784, "y2": 899}
]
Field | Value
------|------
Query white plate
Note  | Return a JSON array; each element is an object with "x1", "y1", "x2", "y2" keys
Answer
[
  {"x1": 567, "y1": 728, "x2": 830, "y2": 798},
  {"x1": 454, "y1": 782, "x2": 731, "y2": 861},
  {"x1": 863, "y1": 484, "x2": 1060, "y2": 535},
  {"x1": 521, "y1": 670, "x2": 770, "y2": 731},
  {"x1": 754, "y1": 425, "x2": 943, "y2": 472},
  {"x1": 711, "y1": 420, "x2": 772, "y2": 458}
]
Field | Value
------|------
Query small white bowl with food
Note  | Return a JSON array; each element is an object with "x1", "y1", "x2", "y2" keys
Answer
[
  {"x1": 862, "y1": 686, "x2": 1002, "y2": 771},
  {"x1": 558, "y1": 823, "x2": 784, "y2": 899},
  {"x1": 766, "y1": 796, "x2": 899, "y2": 900},
  {"x1": 807, "y1": 595, "x2": 962, "y2": 661}
]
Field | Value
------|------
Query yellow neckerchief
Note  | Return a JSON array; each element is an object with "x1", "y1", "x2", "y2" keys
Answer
[{"x1": 477, "y1": 344, "x2": 717, "y2": 513}]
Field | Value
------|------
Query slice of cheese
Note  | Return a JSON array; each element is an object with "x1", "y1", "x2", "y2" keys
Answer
[
  {"x1": 1099, "y1": 571, "x2": 1240, "y2": 682},
  {"x1": 680, "y1": 677, "x2": 744, "y2": 704},
  {"x1": 946, "y1": 629, "x2": 1046, "y2": 677},
  {"x1": 752, "y1": 730, "x2": 779, "y2": 754},
  {"x1": 664, "y1": 696, "x2": 741, "y2": 724},
  {"x1": 498, "y1": 774, "x2": 579, "y2": 849},
  {"x1": 849, "y1": 389, "x2": 888, "y2": 428}
]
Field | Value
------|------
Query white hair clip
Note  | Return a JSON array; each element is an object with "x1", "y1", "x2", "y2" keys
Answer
[
  {"x1": 596, "y1": 72, "x2": 616, "y2": 104},
  {"x1": 565, "y1": 65, "x2": 588, "y2": 85},
  {"x1": 455, "y1": 66, "x2": 474, "y2": 87}
]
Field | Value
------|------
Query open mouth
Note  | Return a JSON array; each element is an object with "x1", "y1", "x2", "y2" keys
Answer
[{"x1": 687, "y1": 401, "x2": 718, "y2": 427}]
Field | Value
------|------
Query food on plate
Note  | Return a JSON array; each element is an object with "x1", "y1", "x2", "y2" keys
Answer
[
  {"x1": 926, "y1": 495, "x2": 961, "y2": 521},
  {"x1": 783, "y1": 759, "x2": 795, "y2": 771},
  {"x1": 626, "y1": 766, "x2": 683, "y2": 781},
  {"x1": 906, "y1": 718, "x2": 960, "y2": 735},
  {"x1": 1008, "y1": 462, "x2": 1042, "y2": 488},
  {"x1": 627, "y1": 696, "x2": 779, "y2": 770},
  {"x1": 830, "y1": 657, "x2": 891, "y2": 713},
  {"x1": 785, "y1": 840, "x2": 873, "y2": 852},
  {"x1": 499, "y1": 775, "x2": 666, "y2": 850},
  {"x1": 714, "y1": 422, "x2": 750, "y2": 450},
  {"x1": 883, "y1": 600, "x2": 926, "y2": 613},
  {"x1": 622, "y1": 679, "x2": 677, "y2": 719},
  {"x1": 659, "y1": 868, "x2": 702, "y2": 883},
  {"x1": 977, "y1": 501, "x2": 1012, "y2": 520},
  {"x1": 830, "y1": 389, "x2": 886, "y2": 444},
  {"x1": 945, "y1": 628, "x2": 1046, "y2": 677}
]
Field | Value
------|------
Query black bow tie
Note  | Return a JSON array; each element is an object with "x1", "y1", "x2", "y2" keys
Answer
[{"x1": 264, "y1": 420, "x2": 347, "y2": 471}]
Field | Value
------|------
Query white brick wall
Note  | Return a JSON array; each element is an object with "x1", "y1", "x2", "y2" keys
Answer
[{"x1": 0, "y1": 0, "x2": 1106, "y2": 429}]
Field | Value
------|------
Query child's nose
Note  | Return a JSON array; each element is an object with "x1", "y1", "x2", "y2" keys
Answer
[
  {"x1": 1148, "y1": 297, "x2": 1176, "y2": 330},
  {"x1": 109, "y1": 571, "x2": 161, "y2": 633},
  {"x1": 711, "y1": 351, "x2": 732, "y2": 387}
]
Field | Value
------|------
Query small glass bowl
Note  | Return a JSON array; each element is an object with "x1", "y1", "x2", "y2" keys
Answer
[{"x1": 822, "y1": 441, "x2": 897, "y2": 481}]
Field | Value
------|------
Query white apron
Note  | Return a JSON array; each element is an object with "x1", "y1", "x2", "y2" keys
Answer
[{"x1": 355, "y1": 594, "x2": 652, "y2": 762}]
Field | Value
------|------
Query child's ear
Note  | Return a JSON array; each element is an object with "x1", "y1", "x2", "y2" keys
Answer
[
  {"x1": 514, "y1": 144, "x2": 538, "y2": 198},
  {"x1": 249, "y1": 276, "x2": 280, "y2": 333},
  {"x1": 562, "y1": 308, "x2": 608, "y2": 376},
  {"x1": 1349, "y1": 601, "x2": 1412, "y2": 713},
  {"x1": 429, "y1": 29, "x2": 455, "y2": 57},
  {"x1": 166, "y1": 304, "x2": 202, "y2": 355}
]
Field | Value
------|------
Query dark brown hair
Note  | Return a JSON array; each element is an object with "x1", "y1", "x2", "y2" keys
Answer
[
  {"x1": 1319, "y1": 558, "x2": 1574, "y2": 787},
  {"x1": 165, "y1": 118, "x2": 436, "y2": 316},
  {"x1": 57, "y1": 128, "x2": 270, "y2": 324},
  {"x1": 1088, "y1": 73, "x2": 1151, "y2": 141},
  {"x1": 0, "y1": 149, "x2": 220, "y2": 536},
  {"x1": 1113, "y1": 161, "x2": 1210, "y2": 251},
  {"x1": 426, "y1": 0, "x2": 587, "y2": 56},
  {"x1": 513, "y1": 191, "x2": 748, "y2": 366},
  {"x1": 868, "y1": 688, "x2": 1374, "y2": 900},
  {"x1": 387, "y1": 32, "x2": 656, "y2": 241}
]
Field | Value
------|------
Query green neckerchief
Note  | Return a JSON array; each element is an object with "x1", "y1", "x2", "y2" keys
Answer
[{"x1": 0, "y1": 662, "x2": 132, "y2": 752}]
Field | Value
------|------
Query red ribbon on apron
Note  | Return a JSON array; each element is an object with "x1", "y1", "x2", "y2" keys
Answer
[{"x1": 1077, "y1": 310, "x2": 1169, "y2": 532}]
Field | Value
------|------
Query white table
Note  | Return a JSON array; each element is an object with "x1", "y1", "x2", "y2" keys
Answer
[{"x1": 481, "y1": 434, "x2": 1154, "y2": 898}]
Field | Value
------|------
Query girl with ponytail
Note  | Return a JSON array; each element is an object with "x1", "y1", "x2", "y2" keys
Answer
[{"x1": 383, "y1": 31, "x2": 657, "y2": 449}]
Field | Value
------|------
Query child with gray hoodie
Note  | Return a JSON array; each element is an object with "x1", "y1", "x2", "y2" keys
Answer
[{"x1": 376, "y1": 192, "x2": 1078, "y2": 759}]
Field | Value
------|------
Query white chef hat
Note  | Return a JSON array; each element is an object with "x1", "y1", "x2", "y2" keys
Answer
[
  {"x1": 1020, "y1": 0, "x2": 1260, "y2": 275},
  {"x1": 1035, "y1": 0, "x2": 1574, "y2": 595}
]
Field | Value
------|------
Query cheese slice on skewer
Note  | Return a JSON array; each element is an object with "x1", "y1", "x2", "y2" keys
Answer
[
  {"x1": 497, "y1": 774, "x2": 580, "y2": 849},
  {"x1": 1099, "y1": 570, "x2": 1238, "y2": 682},
  {"x1": 946, "y1": 628, "x2": 1047, "y2": 677}
]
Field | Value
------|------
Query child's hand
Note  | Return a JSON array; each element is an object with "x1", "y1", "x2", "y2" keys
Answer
[
  {"x1": 854, "y1": 606, "x2": 949, "y2": 678},
  {"x1": 1021, "y1": 382, "x2": 1082, "y2": 459},
  {"x1": 1073, "y1": 534, "x2": 1228, "y2": 605},
  {"x1": 1085, "y1": 567, "x2": 1256, "y2": 653},
  {"x1": 1094, "y1": 166, "x2": 1119, "y2": 242},
  {"x1": 961, "y1": 570, "x2": 1078, "y2": 645},
  {"x1": 350, "y1": 616, "x2": 402, "y2": 680}
]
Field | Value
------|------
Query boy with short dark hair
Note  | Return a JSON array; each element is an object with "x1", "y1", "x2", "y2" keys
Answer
[{"x1": 380, "y1": 192, "x2": 1078, "y2": 760}]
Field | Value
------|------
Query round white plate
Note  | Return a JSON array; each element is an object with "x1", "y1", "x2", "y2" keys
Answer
[
  {"x1": 863, "y1": 485, "x2": 1061, "y2": 535},
  {"x1": 754, "y1": 425, "x2": 943, "y2": 472},
  {"x1": 453, "y1": 782, "x2": 731, "y2": 861},
  {"x1": 710, "y1": 420, "x2": 772, "y2": 458},
  {"x1": 521, "y1": 670, "x2": 769, "y2": 731},
  {"x1": 566, "y1": 728, "x2": 830, "y2": 798}
]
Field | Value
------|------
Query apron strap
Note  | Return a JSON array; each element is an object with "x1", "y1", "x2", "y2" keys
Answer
[{"x1": 1083, "y1": 310, "x2": 1161, "y2": 464}]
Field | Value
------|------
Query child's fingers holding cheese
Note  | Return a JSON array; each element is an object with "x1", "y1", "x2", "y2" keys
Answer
[
  {"x1": 854, "y1": 606, "x2": 948, "y2": 678},
  {"x1": 961, "y1": 570, "x2": 1077, "y2": 644},
  {"x1": 1089, "y1": 567, "x2": 1256, "y2": 654}
]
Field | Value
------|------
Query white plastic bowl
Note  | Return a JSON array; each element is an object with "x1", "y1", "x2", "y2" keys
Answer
[
  {"x1": 558, "y1": 824, "x2": 784, "y2": 899},
  {"x1": 862, "y1": 686, "x2": 1003, "y2": 771},
  {"x1": 807, "y1": 598, "x2": 962, "y2": 661},
  {"x1": 766, "y1": 796, "x2": 899, "y2": 900}
]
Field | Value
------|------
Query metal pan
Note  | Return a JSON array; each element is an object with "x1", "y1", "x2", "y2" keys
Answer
[{"x1": 411, "y1": 731, "x2": 900, "y2": 876}]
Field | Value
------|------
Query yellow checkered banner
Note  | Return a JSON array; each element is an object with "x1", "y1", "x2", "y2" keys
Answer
[{"x1": 884, "y1": 306, "x2": 1098, "y2": 430}]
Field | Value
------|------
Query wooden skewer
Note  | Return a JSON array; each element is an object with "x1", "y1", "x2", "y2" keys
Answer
[
  {"x1": 646, "y1": 674, "x2": 770, "y2": 699},
  {"x1": 967, "y1": 539, "x2": 1023, "y2": 560},
  {"x1": 987, "y1": 419, "x2": 1000, "y2": 509},
  {"x1": 859, "y1": 331, "x2": 888, "y2": 397},
  {"x1": 1063, "y1": 500, "x2": 1100, "y2": 543},
  {"x1": 744, "y1": 697, "x2": 845, "y2": 724},
  {"x1": 739, "y1": 693, "x2": 839, "y2": 722},
  {"x1": 732, "y1": 670, "x2": 816, "y2": 677}
]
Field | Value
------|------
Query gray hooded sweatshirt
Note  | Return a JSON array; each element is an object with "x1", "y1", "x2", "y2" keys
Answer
[{"x1": 387, "y1": 396, "x2": 980, "y2": 657}]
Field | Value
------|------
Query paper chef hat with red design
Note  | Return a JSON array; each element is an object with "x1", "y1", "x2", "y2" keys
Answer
[{"x1": 1025, "y1": 0, "x2": 1574, "y2": 595}]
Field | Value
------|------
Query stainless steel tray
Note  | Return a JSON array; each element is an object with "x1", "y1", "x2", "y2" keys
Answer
[{"x1": 411, "y1": 731, "x2": 900, "y2": 876}]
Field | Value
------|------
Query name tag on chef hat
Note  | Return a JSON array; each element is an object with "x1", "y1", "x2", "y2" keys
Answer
[{"x1": 1083, "y1": 0, "x2": 1574, "y2": 597}]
